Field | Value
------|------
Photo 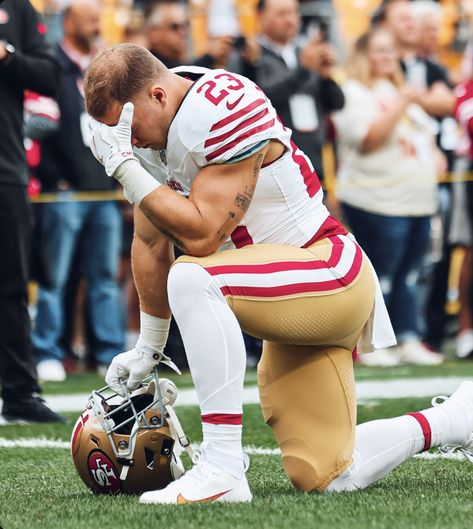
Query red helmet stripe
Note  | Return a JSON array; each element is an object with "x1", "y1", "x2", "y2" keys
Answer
[{"x1": 71, "y1": 418, "x2": 83, "y2": 455}]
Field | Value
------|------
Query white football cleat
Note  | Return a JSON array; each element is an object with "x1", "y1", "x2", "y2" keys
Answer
[
  {"x1": 432, "y1": 381, "x2": 473, "y2": 461},
  {"x1": 140, "y1": 458, "x2": 252, "y2": 505}
]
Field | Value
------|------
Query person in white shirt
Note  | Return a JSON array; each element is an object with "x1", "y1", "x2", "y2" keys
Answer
[{"x1": 333, "y1": 27, "x2": 444, "y2": 367}]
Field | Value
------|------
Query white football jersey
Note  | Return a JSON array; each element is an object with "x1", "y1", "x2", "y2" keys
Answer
[{"x1": 135, "y1": 67, "x2": 340, "y2": 251}]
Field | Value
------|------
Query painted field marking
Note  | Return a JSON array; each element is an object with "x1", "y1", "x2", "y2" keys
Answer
[
  {"x1": 0, "y1": 376, "x2": 470, "y2": 414},
  {"x1": 0, "y1": 437, "x2": 468, "y2": 462}
]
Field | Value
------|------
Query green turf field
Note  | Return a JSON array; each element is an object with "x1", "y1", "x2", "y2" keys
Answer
[
  {"x1": 1, "y1": 366, "x2": 473, "y2": 529},
  {"x1": 36, "y1": 361, "x2": 473, "y2": 396}
]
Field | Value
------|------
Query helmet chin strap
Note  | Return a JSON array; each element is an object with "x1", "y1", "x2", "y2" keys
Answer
[
  {"x1": 165, "y1": 404, "x2": 197, "y2": 463},
  {"x1": 120, "y1": 461, "x2": 131, "y2": 481},
  {"x1": 154, "y1": 377, "x2": 196, "y2": 460}
]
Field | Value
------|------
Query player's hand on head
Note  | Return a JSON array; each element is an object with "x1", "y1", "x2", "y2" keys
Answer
[{"x1": 88, "y1": 102, "x2": 136, "y2": 178}]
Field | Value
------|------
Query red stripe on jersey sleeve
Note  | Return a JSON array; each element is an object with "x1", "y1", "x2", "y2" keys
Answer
[
  {"x1": 290, "y1": 140, "x2": 321, "y2": 198},
  {"x1": 210, "y1": 99, "x2": 266, "y2": 132},
  {"x1": 204, "y1": 108, "x2": 270, "y2": 148},
  {"x1": 230, "y1": 225, "x2": 254, "y2": 248},
  {"x1": 205, "y1": 118, "x2": 275, "y2": 162}
]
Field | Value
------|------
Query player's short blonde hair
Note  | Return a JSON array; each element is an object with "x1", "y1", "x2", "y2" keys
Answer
[{"x1": 84, "y1": 44, "x2": 167, "y2": 118}]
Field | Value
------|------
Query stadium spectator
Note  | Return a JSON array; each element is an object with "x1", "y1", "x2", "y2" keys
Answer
[
  {"x1": 412, "y1": 0, "x2": 458, "y2": 354},
  {"x1": 233, "y1": 0, "x2": 344, "y2": 180},
  {"x1": 332, "y1": 27, "x2": 444, "y2": 366},
  {"x1": 0, "y1": 0, "x2": 64, "y2": 422},
  {"x1": 413, "y1": 0, "x2": 442, "y2": 62},
  {"x1": 123, "y1": 10, "x2": 148, "y2": 47},
  {"x1": 23, "y1": 91, "x2": 60, "y2": 290},
  {"x1": 31, "y1": 0, "x2": 124, "y2": 382},
  {"x1": 450, "y1": 79, "x2": 473, "y2": 359},
  {"x1": 377, "y1": 0, "x2": 454, "y2": 116},
  {"x1": 145, "y1": 0, "x2": 234, "y2": 69},
  {"x1": 380, "y1": 0, "x2": 456, "y2": 353}
]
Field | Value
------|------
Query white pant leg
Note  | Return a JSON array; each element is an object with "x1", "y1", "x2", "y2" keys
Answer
[
  {"x1": 167, "y1": 262, "x2": 246, "y2": 415},
  {"x1": 167, "y1": 262, "x2": 246, "y2": 477}
]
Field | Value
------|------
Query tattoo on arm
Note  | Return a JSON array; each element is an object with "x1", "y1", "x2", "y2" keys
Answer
[
  {"x1": 234, "y1": 192, "x2": 251, "y2": 211},
  {"x1": 254, "y1": 153, "x2": 264, "y2": 178},
  {"x1": 217, "y1": 211, "x2": 236, "y2": 242},
  {"x1": 233, "y1": 153, "x2": 264, "y2": 212}
]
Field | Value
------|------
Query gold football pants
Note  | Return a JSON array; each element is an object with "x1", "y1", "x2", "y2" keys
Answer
[{"x1": 177, "y1": 234, "x2": 375, "y2": 490}]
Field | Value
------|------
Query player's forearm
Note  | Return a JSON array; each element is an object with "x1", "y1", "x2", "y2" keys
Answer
[
  {"x1": 131, "y1": 232, "x2": 174, "y2": 319},
  {"x1": 115, "y1": 160, "x2": 221, "y2": 256},
  {"x1": 139, "y1": 188, "x2": 219, "y2": 256}
]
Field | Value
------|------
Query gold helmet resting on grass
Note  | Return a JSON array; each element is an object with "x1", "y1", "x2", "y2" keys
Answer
[{"x1": 70, "y1": 370, "x2": 195, "y2": 495}]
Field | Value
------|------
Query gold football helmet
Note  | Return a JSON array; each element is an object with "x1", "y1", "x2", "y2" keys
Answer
[{"x1": 71, "y1": 370, "x2": 193, "y2": 495}]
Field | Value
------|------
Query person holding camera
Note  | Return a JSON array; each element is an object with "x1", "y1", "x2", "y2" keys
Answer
[
  {"x1": 232, "y1": 0, "x2": 344, "y2": 181},
  {"x1": 145, "y1": 1, "x2": 234, "y2": 69}
]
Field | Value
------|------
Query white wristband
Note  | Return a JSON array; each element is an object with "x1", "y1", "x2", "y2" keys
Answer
[
  {"x1": 137, "y1": 311, "x2": 171, "y2": 354},
  {"x1": 114, "y1": 159, "x2": 161, "y2": 205}
]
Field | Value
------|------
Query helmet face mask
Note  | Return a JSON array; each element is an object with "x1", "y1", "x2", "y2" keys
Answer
[{"x1": 71, "y1": 371, "x2": 185, "y2": 495}]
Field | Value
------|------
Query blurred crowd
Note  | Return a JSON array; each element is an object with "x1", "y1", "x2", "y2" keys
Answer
[{"x1": 3, "y1": 0, "x2": 473, "y2": 387}]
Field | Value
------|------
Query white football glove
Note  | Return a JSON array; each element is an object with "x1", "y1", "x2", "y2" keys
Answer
[
  {"x1": 105, "y1": 343, "x2": 181, "y2": 396},
  {"x1": 89, "y1": 102, "x2": 136, "y2": 177}
]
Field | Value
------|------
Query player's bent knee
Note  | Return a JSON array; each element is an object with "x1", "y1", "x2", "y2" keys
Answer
[
  {"x1": 273, "y1": 436, "x2": 352, "y2": 492},
  {"x1": 258, "y1": 343, "x2": 356, "y2": 492},
  {"x1": 282, "y1": 450, "x2": 336, "y2": 492},
  {"x1": 167, "y1": 262, "x2": 202, "y2": 307},
  {"x1": 167, "y1": 261, "x2": 213, "y2": 316}
]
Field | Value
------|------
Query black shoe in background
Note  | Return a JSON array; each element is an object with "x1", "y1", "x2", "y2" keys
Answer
[{"x1": 2, "y1": 395, "x2": 68, "y2": 423}]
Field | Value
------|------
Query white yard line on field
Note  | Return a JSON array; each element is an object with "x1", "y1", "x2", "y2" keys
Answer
[
  {"x1": 0, "y1": 437, "x2": 71, "y2": 449},
  {"x1": 0, "y1": 437, "x2": 468, "y2": 462},
  {"x1": 0, "y1": 376, "x2": 470, "y2": 413}
]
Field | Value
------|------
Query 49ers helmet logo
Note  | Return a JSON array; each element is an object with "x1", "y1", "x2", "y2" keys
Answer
[{"x1": 87, "y1": 451, "x2": 121, "y2": 494}]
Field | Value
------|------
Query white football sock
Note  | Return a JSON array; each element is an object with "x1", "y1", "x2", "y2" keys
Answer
[
  {"x1": 201, "y1": 423, "x2": 245, "y2": 479},
  {"x1": 327, "y1": 400, "x2": 469, "y2": 492},
  {"x1": 417, "y1": 399, "x2": 469, "y2": 447},
  {"x1": 326, "y1": 415, "x2": 425, "y2": 491},
  {"x1": 168, "y1": 262, "x2": 246, "y2": 476}
]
